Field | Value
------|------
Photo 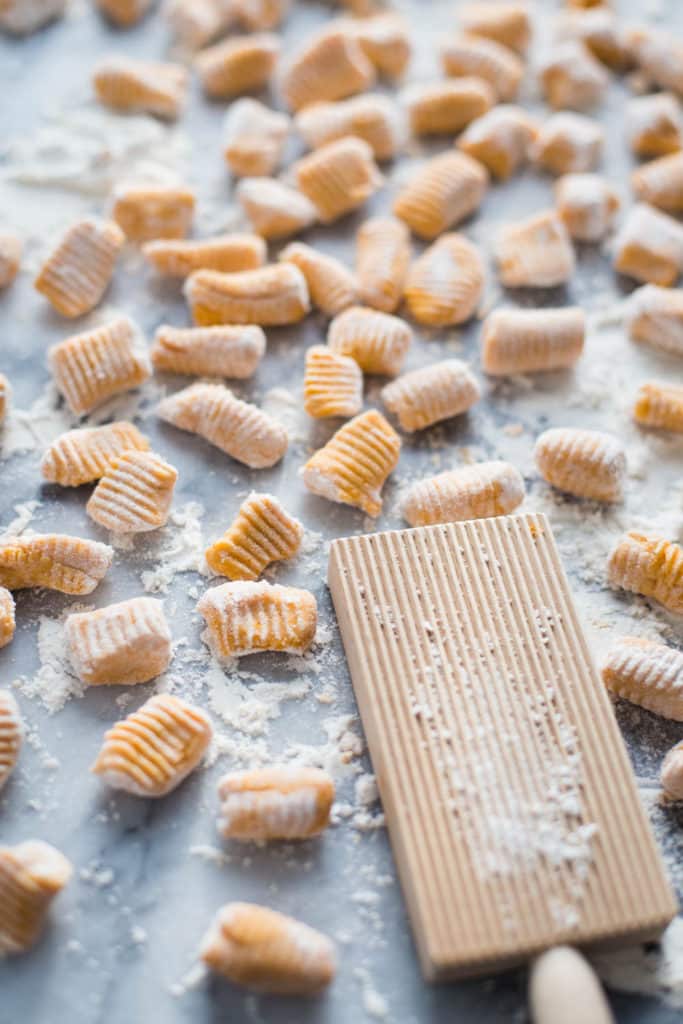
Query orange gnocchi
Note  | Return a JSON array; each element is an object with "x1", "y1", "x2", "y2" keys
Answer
[
  {"x1": 86, "y1": 450, "x2": 178, "y2": 534},
  {"x1": 393, "y1": 151, "x2": 488, "y2": 240},
  {"x1": 279, "y1": 243, "x2": 357, "y2": 317},
  {"x1": 534, "y1": 427, "x2": 626, "y2": 502},
  {"x1": 185, "y1": 264, "x2": 310, "y2": 327},
  {"x1": 381, "y1": 359, "x2": 481, "y2": 432},
  {"x1": 555, "y1": 173, "x2": 620, "y2": 241},
  {"x1": 482, "y1": 307, "x2": 585, "y2": 376},
  {"x1": 634, "y1": 382, "x2": 683, "y2": 433},
  {"x1": 111, "y1": 183, "x2": 195, "y2": 243},
  {"x1": 404, "y1": 233, "x2": 485, "y2": 327},
  {"x1": 151, "y1": 324, "x2": 266, "y2": 379},
  {"x1": 281, "y1": 27, "x2": 375, "y2": 111},
  {"x1": 41, "y1": 421, "x2": 150, "y2": 487},
  {"x1": 539, "y1": 39, "x2": 608, "y2": 111},
  {"x1": 632, "y1": 152, "x2": 683, "y2": 214},
  {"x1": 532, "y1": 112, "x2": 604, "y2": 175},
  {"x1": 328, "y1": 305, "x2": 411, "y2": 376},
  {"x1": 93, "y1": 56, "x2": 188, "y2": 119},
  {"x1": 0, "y1": 231, "x2": 21, "y2": 287},
  {"x1": 441, "y1": 33, "x2": 523, "y2": 102},
  {"x1": 402, "y1": 460, "x2": 525, "y2": 527},
  {"x1": 458, "y1": 2, "x2": 530, "y2": 55},
  {"x1": 495, "y1": 210, "x2": 575, "y2": 288},
  {"x1": 198, "y1": 580, "x2": 317, "y2": 658},
  {"x1": 0, "y1": 534, "x2": 113, "y2": 595},
  {"x1": 356, "y1": 216, "x2": 410, "y2": 314},
  {"x1": 143, "y1": 234, "x2": 266, "y2": 278},
  {"x1": 458, "y1": 105, "x2": 539, "y2": 180},
  {"x1": 626, "y1": 284, "x2": 683, "y2": 356},
  {"x1": 294, "y1": 136, "x2": 383, "y2": 224},
  {"x1": 295, "y1": 93, "x2": 405, "y2": 161},
  {"x1": 217, "y1": 767, "x2": 335, "y2": 841},
  {"x1": 613, "y1": 203, "x2": 683, "y2": 287},
  {"x1": 66, "y1": 597, "x2": 172, "y2": 686},
  {"x1": 627, "y1": 93, "x2": 682, "y2": 159},
  {"x1": 95, "y1": 0, "x2": 151, "y2": 27},
  {"x1": 205, "y1": 492, "x2": 303, "y2": 581},
  {"x1": 608, "y1": 531, "x2": 683, "y2": 615},
  {"x1": 35, "y1": 218, "x2": 124, "y2": 317},
  {"x1": 602, "y1": 638, "x2": 683, "y2": 721},
  {"x1": 0, "y1": 841, "x2": 72, "y2": 955},
  {"x1": 195, "y1": 33, "x2": 280, "y2": 99},
  {"x1": 223, "y1": 99, "x2": 290, "y2": 177},
  {"x1": 401, "y1": 78, "x2": 494, "y2": 137},
  {"x1": 0, "y1": 689, "x2": 21, "y2": 789},
  {"x1": 303, "y1": 345, "x2": 363, "y2": 419},
  {"x1": 0, "y1": 588, "x2": 15, "y2": 649},
  {"x1": 237, "y1": 178, "x2": 318, "y2": 240}
]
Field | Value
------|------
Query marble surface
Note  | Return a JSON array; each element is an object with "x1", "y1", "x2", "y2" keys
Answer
[{"x1": 1, "y1": 2, "x2": 683, "y2": 1022}]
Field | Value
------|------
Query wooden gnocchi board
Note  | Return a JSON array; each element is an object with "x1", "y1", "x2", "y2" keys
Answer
[{"x1": 328, "y1": 513, "x2": 677, "y2": 981}]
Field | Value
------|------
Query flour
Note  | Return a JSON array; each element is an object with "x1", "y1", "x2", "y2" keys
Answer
[
  {"x1": 593, "y1": 917, "x2": 683, "y2": 1009},
  {"x1": 12, "y1": 612, "x2": 85, "y2": 714},
  {"x1": 352, "y1": 967, "x2": 390, "y2": 1020},
  {"x1": 0, "y1": 500, "x2": 41, "y2": 539},
  {"x1": 1, "y1": 384, "x2": 74, "y2": 459},
  {"x1": 140, "y1": 502, "x2": 206, "y2": 593},
  {"x1": 204, "y1": 658, "x2": 312, "y2": 737}
]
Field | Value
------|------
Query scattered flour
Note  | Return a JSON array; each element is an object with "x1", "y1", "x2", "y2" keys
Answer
[
  {"x1": 12, "y1": 611, "x2": 86, "y2": 714},
  {"x1": 141, "y1": 502, "x2": 206, "y2": 593},
  {"x1": 352, "y1": 967, "x2": 390, "y2": 1020},
  {"x1": 593, "y1": 917, "x2": 683, "y2": 1009},
  {"x1": 0, "y1": 499, "x2": 40, "y2": 538}
]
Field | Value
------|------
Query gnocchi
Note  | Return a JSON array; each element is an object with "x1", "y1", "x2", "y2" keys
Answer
[
  {"x1": 294, "y1": 136, "x2": 383, "y2": 224},
  {"x1": 0, "y1": 535, "x2": 113, "y2": 595},
  {"x1": 441, "y1": 33, "x2": 523, "y2": 102},
  {"x1": 205, "y1": 492, "x2": 303, "y2": 581},
  {"x1": 327, "y1": 305, "x2": 411, "y2": 376},
  {"x1": 0, "y1": 588, "x2": 15, "y2": 649},
  {"x1": 279, "y1": 242, "x2": 357, "y2": 317},
  {"x1": 401, "y1": 78, "x2": 494, "y2": 137},
  {"x1": 223, "y1": 99, "x2": 290, "y2": 177},
  {"x1": 35, "y1": 218, "x2": 124, "y2": 317},
  {"x1": 295, "y1": 93, "x2": 405, "y2": 161},
  {"x1": 41, "y1": 421, "x2": 150, "y2": 487},
  {"x1": 303, "y1": 345, "x2": 363, "y2": 419},
  {"x1": 281, "y1": 27, "x2": 375, "y2": 111},
  {"x1": 613, "y1": 203, "x2": 683, "y2": 287},
  {"x1": 601, "y1": 638, "x2": 683, "y2": 721},
  {"x1": 482, "y1": 307, "x2": 585, "y2": 375},
  {"x1": 237, "y1": 178, "x2": 318, "y2": 241},
  {"x1": 93, "y1": 56, "x2": 187, "y2": 119},
  {"x1": 381, "y1": 359, "x2": 481, "y2": 432},
  {"x1": 458, "y1": 2, "x2": 530, "y2": 55},
  {"x1": 0, "y1": 689, "x2": 21, "y2": 789},
  {"x1": 554, "y1": 173, "x2": 620, "y2": 241},
  {"x1": 0, "y1": 231, "x2": 21, "y2": 287},
  {"x1": 185, "y1": 264, "x2": 310, "y2": 327},
  {"x1": 534, "y1": 427, "x2": 626, "y2": 502},
  {"x1": 532, "y1": 112, "x2": 604, "y2": 175},
  {"x1": 151, "y1": 324, "x2": 266, "y2": 379},
  {"x1": 0, "y1": 841, "x2": 72, "y2": 955},
  {"x1": 632, "y1": 152, "x2": 683, "y2": 214},
  {"x1": 195, "y1": 33, "x2": 280, "y2": 99},
  {"x1": 458, "y1": 105, "x2": 539, "y2": 180},
  {"x1": 608, "y1": 531, "x2": 683, "y2": 615},
  {"x1": 393, "y1": 151, "x2": 488, "y2": 240},
  {"x1": 65, "y1": 597, "x2": 172, "y2": 686},
  {"x1": 633, "y1": 382, "x2": 683, "y2": 433},
  {"x1": 143, "y1": 234, "x2": 266, "y2": 278},
  {"x1": 494, "y1": 209, "x2": 575, "y2": 288},
  {"x1": 539, "y1": 39, "x2": 608, "y2": 111},
  {"x1": 355, "y1": 216, "x2": 410, "y2": 314},
  {"x1": 402, "y1": 460, "x2": 525, "y2": 527},
  {"x1": 111, "y1": 183, "x2": 195, "y2": 242},
  {"x1": 217, "y1": 767, "x2": 334, "y2": 840},
  {"x1": 404, "y1": 233, "x2": 485, "y2": 327},
  {"x1": 626, "y1": 284, "x2": 683, "y2": 356},
  {"x1": 197, "y1": 580, "x2": 317, "y2": 658},
  {"x1": 86, "y1": 450, "x2": 178, "y2": 534},
  {"x1": 627, "y1": 93, "x2": 682, "y2": 159}
]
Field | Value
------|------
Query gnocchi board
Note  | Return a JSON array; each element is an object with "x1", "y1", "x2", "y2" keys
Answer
[{"x1": 328, "y1": 513, "x2": 678, "y2": 981}]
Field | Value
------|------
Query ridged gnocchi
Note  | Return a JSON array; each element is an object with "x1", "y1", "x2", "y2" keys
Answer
[
  {"x1": 157, "y1": 382, "x2": 288, "y2": 468},
  {"x1": 0, "y1": 231, "x2": 22, "y2": 287},
  {"x1": 301, "y1": 409, "x2": 400, "y2": 517},
  {"x1": 294, "y1": 136, "x2": 383, "y2": 224},
  {"x1": 613, "y1": 203, "x2": 683, "y2": 287},
  {"x1": 295, "y1": 93, "x2": 405, "y2": 161},
  {"x1": 223, "y1": 99, "x2": 290, "y2": 177},
  {"x1": 195, "y1": 33, "x2": 280, "y2": 99},
  {"x1": 205, "y1": 492, "x2": 303, "y2": 581},
  {"x1": 281, "y1": 27, "x2": 375, "y2": 111},
  {"x1": 66, "y1": 597, "x2": 172, "y2": 685},
  {"x1": 404, "y1": 233, "x2": 485, "y2": 326},
  {"x1": 355, "y1": 216, "x2": 410, "y2": 314},
  {"x1": 402, "y1": 460, "x2": 525, "y2": 527},
  {"x1": 633, "y1": 382, "x2": 683, "y2": 433},
  {"x1": 381, "y1": 359, "x2": 481, "y2": 432},
  {"x1": 533, "y1": 112, "x2": 604, "y2": 175},
  {"x1": 495, "y1": 210, "x2": 575, "y2": 288},
  {"x1": 534, "y1": 427, "x2": 626, "y2": 502},
  {"x1": 93, "y1": 56, "x2": 188, "y2": 119},
  {"x1": 48, "y1": 316, "x2": 152, "y2": 415},
  {"x1": 0, "y1": 588, "x2": 16, "y2": 649},
  {"x1": 0, "y1": 841, "x2": 72, "y2": 955},
  {"x1": 328, "y1": 305, "x2": 411, "y2": 376},
  {"x1": 86, "y1": 450, "x2": 178, "y2": 534},
  {"x1": 401, "y1": 78, "x2": 494, "y2": 137},
  {"x1": 0, "y1": 534, "x2": 113, "y2": 595},
  {"x1": 0, "y1": 690, "x2": 22, "y2": 789},
  {"x1": 626, "y1": 284, "x2": 683, "y2": 356},
  {"x1": 555, "y1": 173, "x2": 620, "y2": 241},
  {"x1": 35, "y1": 218, "x2": 124, "y2": 318},
  {"x1": 393, "y1": 151, "x2": 488, "y2": 240},
  {"x1": 92, "y1": 694, "x2": 213, "y2": 797},
  {"x1": 303, "y1": 345, "x2": 363, "y2": 419},
  {"x1": 0, "y1": 374, "x2": 11, "y2": 424},
  {"x1": 279, "y1": 243, "x2": 357, "y2": 317},
  {"x1": 627, "y1": 93, "x2": 682, "y2": 159},
  {"x1": 482, "y1": 307, "x2": 585, "y2": 375},
  {"x1": 151, "y1": 325, "x2": 266, "y2": 379},
  {"x1": 345, "y1": 13, "x2": 411, "y2": 80},
  {"x1": 602, "y1": 638, "x2": 683, "y2": 721},
  {"x1": 143, "y1": 234, "x2": 266, "y2": 278},
  {"x1": 111, "y1": 183, "x2": 195, "y2": 243},
  {"x1": 441, "y1": 33, "x2": 523, "y2": 102},
  {"x1": 457, "y1": 105, "x2": 538, "y2": 180},
  {"x1": 200, "y1": 902, "x2": 336, "y2": 994},
  {"x1": 632, "y1": 152, "x2": 683, "y2": 214},
  {"x1": 539, "y1": 39, "x2": 608, "y2": 111},
  {"x1": 608, "y1": 531, "x2": 683, "y2": 615},
  {"x1": 661, "y1": 741, "x2": 683, "y2": 802},
  {"x1": 217, "y1": 767, "x2": 334, "y2": 840},
  {"x1": 185, "y1": 264, "x2": 310, "y2": 327},
  {"x1": 197, "y1": 580, "x2": 317, "y2": 658},
  {"x1": 237, "y1": 178, "x2": 318, "y2": 241},
  {"x1": 41, "y1": 421, "x2": 150, "y2": 487}
]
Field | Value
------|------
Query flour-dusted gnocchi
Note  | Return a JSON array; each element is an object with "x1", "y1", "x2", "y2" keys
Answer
[
  {"x1": 441, "y1": 33, "x2": 523, "y2": 102},
  {"x1": 532, "y1": 112, "x2": 604, "y2": 175},
  {"x1": 41, "y1": 421, "x2": 150, "y2": 487},
  {"x1": 196, "y1": 32, "x2": 280, "y2": 98},
  {"x1": 381, "y1": 359, "x2": 481, "y2": 432},
  {"x1": 482, "y1": 307, "x2": 585, "y2": 375},
  {"x1": 0, "y1": 0, "x2": 65, "y2": 34},
  {"x1": 555, "y1": 173, "x2": 620, "y2": 241},
  {"x1": 0, "y1": 231, "x2": 21, "y2": 287},
  {"x1": 625, "y1": 284, "x2": 683, "y2": 356},
  {"x1": 164, "y1": 0, "x2": 231, "y2": 49},
  {"x1": 279, "y1": 243, "x2": 357, "y2": 317},
  {"x1": 200, "y1": 902, "x2": 336, "y2": 994},
  {"x1": 355, "y1": 216, "x2": 410, "y2": 314},
  {"x1": 328, "y1": 305, "x2": 411, "y2": 376},
  {"x1": 613, "y1": 203, "x2": 683, "y2": 287},
  {"x1": 95, "y1": 0, "x2": 151, "y2": 26},
  {"x1": 143, "y1": 234, "x2": 267, "y2": 278},
  {"x1": 65, "y1": 597, "x2": 172, "y2": 686},
  {"x1": 111, "y1": 183, "x2": 195, "y2": 242},
  {"x1": 633, "y1": 382, "x2": 683, "y2": 433},
  {"x1": 217, "y1": 767, "x2": 335, "y2": 841},
  {"x1": 457, "y1": 105, "x2": 539, "y2": 180},
  {"x1": 48, "y1": 316, "x2": 152, "y2": 415},
  {"x1": 92, "y1": 694, "x2": 213, "y2": 797},
  {"x1": 0, "y1": 374, "x2": 11, "y2": 424},
  {"x1": 157, "y1": 382, "x2": 288, "y2": 469},
  {"x1": 206, "y1": 493, "x2": 303, "y2": 581},
  {"x1": 661, "y1": 741, "x2": 683, "y2": 802},
  {"x1": 458, "y1": 2, "x2": 530, "y2": 55},
  {"x1": 237, "y1": 178, "x2": 318, "y2": 240},
  {"x1": 608, "y1": 531, "x2": 683, "y2": 615},
  {"x1": 302, "y1": 409, "x2": 400, "y2": 516},
  {"x1": 539, "y1": 39, "x2": 608, "y2": 111},
  {"x1": 151, "y1": 325, "x2": 266, "y2": 379},
  {"x1": 401, "y1": 78, "x2": 494, "y2": 137},
  {"x1": 198, "y1": 580, "x2": 317, "y2": 658},
  {"x1": 345, "y1": 13, "x2": 411, "y2": 80},
  {"x1": 627, "y1": 93, "x2": 682, "y2": 159},
  {"x1": 393, "y1": 151, "x2": 488, "y2": 240},
  {"x1": 402, "y1": 460, "x2": 525, "y2": 527},
  {"x1": 601, "y1": 638, "x2": 683, "y2": 721},
  {"x1": 0, "y1": 690, "x2": 21, "y2": 789},
  {"x1": 294, "y1": 137, "x2": 383, "y2": 224},
  {"x1": 303, "y1": 345, "x2": 363, "y2": 419},
  {"x1": 0, "y1": 535, "x2": 113, "y2": 595},
  {"x1": 281, "y1": 26, "x2": 375, "y2": 111},
  {"x1": 93, "y1": 56, "x2": 188, "y2": 119},
  {"x1": 632, "y1": 152, "x2": 683, "y2": 214},
  {"x1": 35, "y1": 218, "x2": 124, "y2": 317},
  {"x1": 495, "y1": 210, "x2": 575, "y2": 288},
  {"x1": 295, "y1": 93, "x2": 406, "y2": 161},
  {"x1": 223, "y1": 99, "x2": 290, "y2": 177},
  {"x1": 185, "y1": 264, "x2": 310, "y2": 326},
  {"x1": 231, "y1": 0, "x2": 289, "y2": 31},
  {"x1": 404, "y1": 233, "x2": 485, "y2": 327},
  {"x1": 86, "y1": 450, "x2": 178, "y2": 534},
  {"x1": 0, "y1": 589, "x2": 15, "y2": 649},
  {"x1": 557, "y1": 6, "x2": 631, "y2": 70},
  {"x1": 627, "y1": 26, "x2": 683, "y2": 99},
  {"x1": 0, "y1": 841, "x2": 72, "y2": 955},
  {"x1": 534, "y1": 427, "x2": 626, "y2": 502}
]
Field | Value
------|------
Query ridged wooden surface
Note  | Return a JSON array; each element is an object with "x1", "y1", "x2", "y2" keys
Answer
[{"x1": 328, "y1": 513, "x2": 677, "y2": 981}]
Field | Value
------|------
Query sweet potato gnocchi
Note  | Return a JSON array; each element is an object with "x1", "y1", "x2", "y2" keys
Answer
[
  {"x1": 303, "y1": 345, "x2": 363, "y2": 419},
  {"x1": 608, "y1": 532, "x2": 683, "y2": 615},
  {"x1": 458, "y1": 105, "x2": 538, "y2": 180},
  {"x1": 217, "y1": 767, "x2": 334, "y2": 841},
  {"x1": 223, "y1": 99, "x2": 290, "y2": 177},
  {"x1": 237, "y1": 178, "x2": 318, "y2": 241},
  {"x1": 0, "y1": 231, "x2": 21, "y2": 287},
  {"x1": 295, "y1": 93, "x2": 405, "y2": 161},
  {"x1": 613, "y1": 203, "x2": 683, "y2": 286},
  {"x1": 195, "y1": 33, "x2": 280, "y2": 99},
  {"x1": 111, "y1": 183, "x2": 195, "y2": 242},
  {"x1": 328, "y1": 305, "x2": 411, "y2": 376},
  {"x1": 381, "y1": 359, "x2": 481, "y2": 432},
  {"x1": 627, "y1": 93, "x2": 682, "y2": 159},
  {"x1": 185, "y1": 264, "x2": 310, "y2": 326},
  {"x1": 151, "y1": 324, "x2": 266, "y2": 379},
  {"x1": 294, "y1": 136, "x2": 383, "y2": 224},
  {"x1": 0, "y1": 588, "x2": 16, "y2": 649},
  {"x1": 41, "y1": 421, "x2": 150, "y2": 487},
  {"x1": 533, "y1": 112, "x2": 603, "y2": 175},
  {"x1": 402, "y1": 461, "x2": 525, "y2": 527},
  {"x1": 626, "y1": 284, "x2": 683, "y2": 356},
  {"x1": 495, "y1": 210, "x2": 575, "y2": 288},
  {"x1": 0, "y1": 689, "x2": 21, "y2": 789},
  {"x1": 482, "y1": 307, "x2": 585, "y2": 375},
  {"x1": 86, "y1": 450, "x2": 178, "y2": 534},
  {"x1": 205, "y1": 492, "x2": 303, "y2": 581},
  {"x1": 143, "y1": 234, "x2": 266, "y2": 278},
  {"x1": 441, "y1": 33, "x2": 523, "y2": 102},
  {"x1": 35, "y1": 218, "x2": 124, "y2": 317},
  {"x1": 66, "y1": 597, "x2": 172, "y2": 685},
  {"x1": 633, "y1": 382, "x2": 683, "y2": 433},
  {"x1": 458, "y1": 2, "x2": 530, "y2": 55},
  {"x1": 554, "y1": 173, "x2": 620, "y2": 241},
  {"x1": 279, "y1": 242, "x2": 357, "y2": 317},
  {"x1": 404, "y1": 233, "x2": 485, "y2": 326},
  {"x1": 281, "y1": 27, "x2": 375, "y2": 111},
  {"x1": 355, "y1": 216, "x2": 410, "y2": 313},
  {"x1": 534, "y1": 427, "x2": 626, "y2": 502},
  {"x1": 393, "y1": 151, "x2": 488, "y2": 240},
  {"x1": 632, "y1": 152, "x2": 683, "y2": 214},
  {"x1": 602, "y1": 638, "x2": 683, "y2": 721},
  {"x1": 93, "y1": 56, "x2": 188, "y2": 119},
  {"x1": 198, "y1": 580, "x2": 317, "y2": 658},
  {"x1": 539, "y1": 39, "x2": 608, "y2": 111},
  {"x1": 401, "y1": 78, "x2": 494, "y2": 137},
  {"x1": 0, "y1": 841, "x2": 72, "y2": 955},
  {"x1": 0, "y1": 534, "x2": 113, "y2": 594}
]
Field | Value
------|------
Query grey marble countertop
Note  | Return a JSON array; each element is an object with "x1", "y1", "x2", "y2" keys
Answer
[{"x1": 1, "y1": 2, "x2": 683, "y2": 1022}]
